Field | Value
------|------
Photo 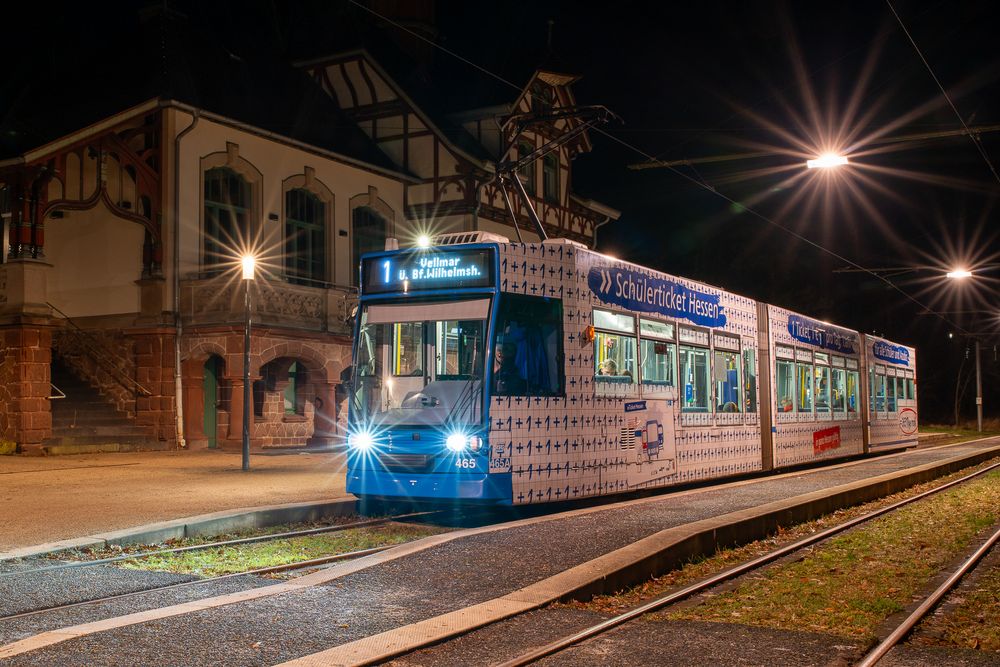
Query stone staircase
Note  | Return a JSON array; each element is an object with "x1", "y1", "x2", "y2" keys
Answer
[{"x1": 42, "y1": 358, "x2": 165, "y2": 455}]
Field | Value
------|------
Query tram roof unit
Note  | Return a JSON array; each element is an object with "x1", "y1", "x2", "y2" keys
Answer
[{"x1": 363, "y1": 235, "x2": 911, "y2": 362}]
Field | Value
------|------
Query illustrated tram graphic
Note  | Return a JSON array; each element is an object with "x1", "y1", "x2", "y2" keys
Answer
[{"x1": 345, "y1": 232, "x2": 918, "y2": 505}]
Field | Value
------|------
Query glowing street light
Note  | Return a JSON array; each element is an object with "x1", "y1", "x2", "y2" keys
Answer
[
  {"x1": 806, "y1": 154, "x2": 849, "y2": 169},
  {"x1": 241, "y1": 254, "x2": 257, "y2": 280},
  {"x1": 241, "y1": 254, "x2": 257, "y2": 471},
  {"x1": 945, "y1": 268, "x2": 973, "y2": 279}
]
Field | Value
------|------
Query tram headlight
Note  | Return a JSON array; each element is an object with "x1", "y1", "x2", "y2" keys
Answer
[
  {"x1": 468, "y1": 436, "x2": 483, "y2": 453},
  {"x1": 348, "y1": 431, "x2": 374, "y2": 452},
  {"x1": 445, "y1": 433, "x2": 467, "y2": 452}
]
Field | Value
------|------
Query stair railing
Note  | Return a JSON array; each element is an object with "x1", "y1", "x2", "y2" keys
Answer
[{"x1": 46, "y1": 302, "x2": 153, "y2": 398}]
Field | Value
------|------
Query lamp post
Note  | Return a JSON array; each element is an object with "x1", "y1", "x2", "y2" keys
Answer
[
  {"x1": 946, "y1": 267, "x2": 983, "y2": 433},
  {"x1": 241, "y1": 254, "x2": 256, "y2": 470}
]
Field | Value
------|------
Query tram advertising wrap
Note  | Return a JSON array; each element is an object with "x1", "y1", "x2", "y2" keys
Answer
[
  {"x1": 864, "y1": 334, "x2": 918, "y2": 450},
  {"x1": 767, "y1": 305, "x2": 864, "y2": 467},
  {"x1": 345, "y1": 235, "x2": 918, "y2": 505}
]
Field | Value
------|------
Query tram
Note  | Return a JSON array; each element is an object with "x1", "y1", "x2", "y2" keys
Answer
[{"x1": 345, "y1": 232, "x2": 918, "y2": 505}]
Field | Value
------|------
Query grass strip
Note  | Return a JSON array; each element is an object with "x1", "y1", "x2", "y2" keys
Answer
[
  {"x1": 108, "y1": 523, "x2": 446, "y2": 577},
  {"x1": 563, "y1": 459, "x2": 1000, "y2": 621},
  {"x1": 660, "y1": 469, "x2": 1000, "y2": 639}
]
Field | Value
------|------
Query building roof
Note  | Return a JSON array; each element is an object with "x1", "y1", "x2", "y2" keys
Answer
[{"x1": 0, "y1": 3, "x2": 399, "y2": 174}]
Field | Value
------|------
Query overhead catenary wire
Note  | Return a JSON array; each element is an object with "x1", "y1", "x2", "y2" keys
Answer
[
  {"x1": 885, "y1": 0, "x2": 1000, "y2": 188},
  {"x1": 345, "y1": 0, "x2": 971, "y2": 335}
]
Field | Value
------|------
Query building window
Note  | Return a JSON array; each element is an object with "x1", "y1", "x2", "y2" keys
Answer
[
  {"x1": 518, "y1": 141, "x2": 536, "y2": 195},
  {"x1": 284, "y1": 362, "x2": 304, "y2": 415},
  {"x1": 285, "y1": 188, "x2": 326, "y2": 286},
  {"x1": 530, "y1": 81, "x2": 555, "y2": 113},
  {"x1": 352, "y1": 207, "x2": 388, "y2": 286},
  {"x1": 543, "y1": 154, "x2": 559, "y2": 203},
  {"x1": 204, "y1": 167, "x2": 250, "y2": 273}
]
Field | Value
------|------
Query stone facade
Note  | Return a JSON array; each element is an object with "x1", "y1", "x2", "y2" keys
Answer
[{"x1": 0, "y1": 323, "x2": 53, "y2": 451}]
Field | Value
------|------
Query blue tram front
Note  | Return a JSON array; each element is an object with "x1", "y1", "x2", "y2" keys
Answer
[{"x1": 345, "y1": 240, "x2": 512, "y2": 502}]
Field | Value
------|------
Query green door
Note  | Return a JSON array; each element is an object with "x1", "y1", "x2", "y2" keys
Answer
[{"x1": 204, "y1": 357, "x2": 220, "y2": 449}]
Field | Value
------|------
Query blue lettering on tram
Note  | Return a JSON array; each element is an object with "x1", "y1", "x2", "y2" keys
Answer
[
  {"x1": 588, "y1": 266, "x2": 727, "y2": 328},
  {"x1": 873, "y1": 340, "x2": 910, "y2": 365},
  {"x1": 786, "y1": 314, "x2": 857, "y2": 354}
]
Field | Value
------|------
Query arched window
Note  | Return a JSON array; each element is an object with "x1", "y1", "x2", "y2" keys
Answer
[
  {"x1": 285, "y1": 188, "x2": 326, "y2": 286},
  {"x1": 352, "y1": 206, "x2": 387, "y2": 285},
  {"x1": 203, "y1": 167, "x2": 250, "y2": 273},
  {"x1": 543, "y1": 154, "x2": 559, "y2": 203}
]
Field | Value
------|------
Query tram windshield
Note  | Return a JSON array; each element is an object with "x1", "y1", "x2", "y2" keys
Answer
[{"x1": 352, "y1": 299, "x2": 488, "y2": 427}]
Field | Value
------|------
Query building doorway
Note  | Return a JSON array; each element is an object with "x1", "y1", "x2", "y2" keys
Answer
[{"x1": 203, "y1": 355, "x2": 223, "y2": 448}]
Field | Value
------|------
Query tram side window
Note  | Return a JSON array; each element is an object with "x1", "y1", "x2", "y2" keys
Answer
[
  {"x1": 797, "y1": 361, "x2": 813, "y2": 413},
  {"x1": 776, "y1": 360, "x2": 795, "y2": 412},
  {"x1": 743, "y1": 348, "x2": 757, "y2": 413},
  {"x1": 875, "y1": 371, "x2": 887, "y2": 411},
  {"x1": 594, "y1": 309, "x2": 637, "y2": 386},
  {"x1": 714, "y1": 350, "x2": 741, "y2": 413},
  {"x1": 887, "y1": 374, "x2": 897, "y2": 412},
  {"x1": 493, "y1": 294, "x2": 564, "y2": 396},
  {"x1": 814, "y1": 364, "x2": 831, "y2": 414},
  {"x1": 640, "y1": 339, "x2": 676, "y2": 386},
  {"x1": 392, "y1": 323, "x2": 423, "y2": 376},
  {"x1": 869, "y1": 367, "x2": 876, "y2": 413},
  {"x1": 639, "y1": 319, "x2": 675, "y2": 387},
  {"x1": 680, "y1": 345, "x2": 710, "y2": 412},
  {"x1": 832, "y1": 367, "x2": 846, "y2": 412},
  {"x1": 847, "y1": 370, "x2": 860, "y2": 413}
]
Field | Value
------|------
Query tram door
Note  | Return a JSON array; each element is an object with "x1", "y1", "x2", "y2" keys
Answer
[{"x1": 203, "y1": 356, "x2": 221, "y2": 449}]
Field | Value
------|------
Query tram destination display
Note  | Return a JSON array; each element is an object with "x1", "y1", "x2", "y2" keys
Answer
[{"x1": 362, "y1": 247, "x2": 494, "y2": 294}]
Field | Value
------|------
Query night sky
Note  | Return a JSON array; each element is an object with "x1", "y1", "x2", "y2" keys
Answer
[{"x1": 4, "y1": 1, "x2": 998, "y2": 421}]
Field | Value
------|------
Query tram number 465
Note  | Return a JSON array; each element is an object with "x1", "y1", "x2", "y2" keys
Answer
[{"x1": 455, "y1": 458, "x2": 477, "y2": 469}]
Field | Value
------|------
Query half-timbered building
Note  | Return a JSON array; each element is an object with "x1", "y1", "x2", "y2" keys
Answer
[{"x1": 0, "y1": 45, "x2": 618, "y2": 455}]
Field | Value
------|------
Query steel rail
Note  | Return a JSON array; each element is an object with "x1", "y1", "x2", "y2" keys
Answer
[
  {"x1": 0, "y1": 511, "x2": 438, "y2": 577},
  {"x1": 856, "y1": 523, "x2": 1000, "y2": 667},
  {"x1": 0, "y1": 545, "x2": 392, "y2": 624},
  {"x1": 496, "y1": 460, "x2": 1000, "y2": 667}
]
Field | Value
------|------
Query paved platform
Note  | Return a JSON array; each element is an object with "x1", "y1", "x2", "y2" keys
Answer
[
  {"x1": 0, "y1": 449, "x2": 348, "y2": 552},
  {"x1": 1, "y1": 438, "x2": 998, "y2": 666}
]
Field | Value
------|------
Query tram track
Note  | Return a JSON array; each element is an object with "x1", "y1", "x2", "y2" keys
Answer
[
  {"x1": 0, "y1": 508, "x2": 480, "y2": 625},
  {"x1": 856, "y1": 522, "x2": 1000, "y2": 666},
  {"x1": 494, "y1": 459, "x2": 1000, "y2": 667},
  {"x1": 0, "y1": 510, "x2": 439, "y2": 579},
  {"x1": 0, "y1": 544, "x2": 391, "y2": 624},
  {"x1": 0, "y1": 506, "x2": 502, "y2": 626}
]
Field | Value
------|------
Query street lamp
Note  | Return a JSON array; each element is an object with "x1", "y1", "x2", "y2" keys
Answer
[
  {"x1": 806, "y1": 154, "x2": 849, "y2": 169},
  {"x1": 241, "y1": 254, "x2": 256, "y2": 471},
  {"x1": 946, "y1": 268, "x2": 973, "y2": 279}
]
